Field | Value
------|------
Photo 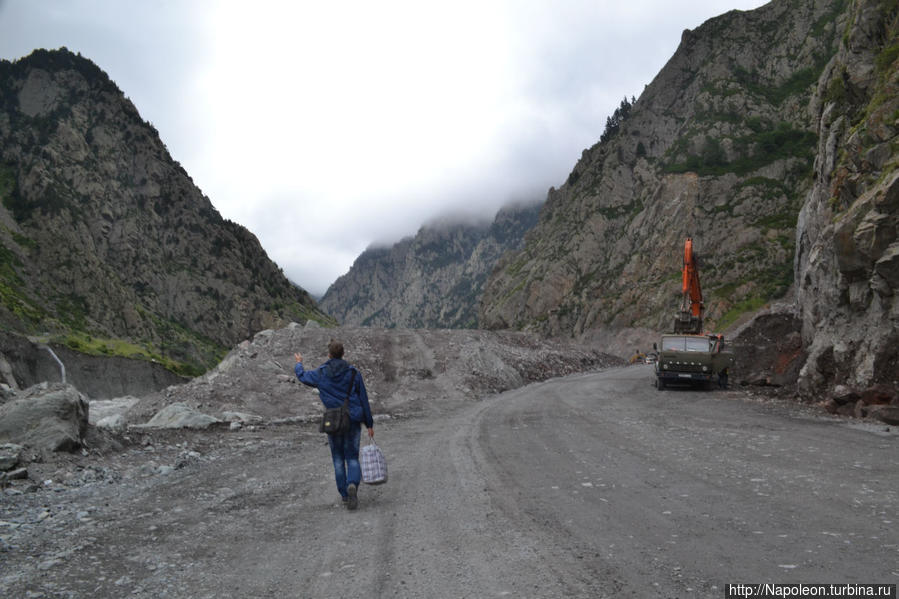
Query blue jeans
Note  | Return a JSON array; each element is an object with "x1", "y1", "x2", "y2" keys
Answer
[{"x1": 327, "y1": 422, "x2": 361, "y2": 498}]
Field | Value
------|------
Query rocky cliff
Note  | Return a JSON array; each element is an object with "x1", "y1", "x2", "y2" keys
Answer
[
  {"x1": 794, "y1": 0, "x2": 898, "y2": 397},
  {"x1": 320, "y1": 202, "x2": 541, "y2": 328},
  {"x1": 479, "y1": 0, "x2": 897, "y2": 396},
  {"x1": 0, "y1": 49, "x2": 334, "y2": 376}
]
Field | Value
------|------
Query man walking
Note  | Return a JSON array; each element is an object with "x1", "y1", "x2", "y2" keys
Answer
[{"x1": 294, "y1": 340, "x2": 374, "y2": 510}]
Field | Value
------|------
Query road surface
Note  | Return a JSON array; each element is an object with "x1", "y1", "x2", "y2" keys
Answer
[{"x1": 2, "y1": 366, "x2": 896, "y2": 598}]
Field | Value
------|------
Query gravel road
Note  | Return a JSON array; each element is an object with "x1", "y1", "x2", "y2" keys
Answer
[{"x1": 2, "y1": 365, "x2": 896, "y2": 598}]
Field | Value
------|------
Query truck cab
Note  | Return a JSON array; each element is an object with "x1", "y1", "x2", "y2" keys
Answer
[{"x1": 654, "y1": 334, "x2": 734, "y2": 390}]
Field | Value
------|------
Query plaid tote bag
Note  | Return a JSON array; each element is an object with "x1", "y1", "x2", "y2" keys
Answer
[{"x1": 361, "y1": 439, "x2": 388, "y2": 485}]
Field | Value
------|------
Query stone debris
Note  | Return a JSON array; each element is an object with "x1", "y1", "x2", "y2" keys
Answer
[{"x1": 820, "y1": 383, "x2": 899, "y2": 424}]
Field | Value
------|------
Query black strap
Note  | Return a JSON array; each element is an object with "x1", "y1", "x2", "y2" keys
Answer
[{"x1": 342, "y1": 368, "x2": 356, "y2": 408}]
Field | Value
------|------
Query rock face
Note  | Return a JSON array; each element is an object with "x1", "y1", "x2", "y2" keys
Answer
[
  {"x1": 320, "y1": 203, "x2": 541, "y2": 328},
  {"x1": 0, "y1": 49, "x2": 334, "y2": 375},
  {"x1": 794, "y1": 0, "x2": 899, "y2": 399},
  {"x1": 478, "y1": 0, "x2": 897, "y2": 398}
]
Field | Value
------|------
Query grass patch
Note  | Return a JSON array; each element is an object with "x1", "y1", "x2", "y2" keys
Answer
[
  {"x1": 0, "y1": 280, "x2": 45, "y2": 324},
  {"x1": 60, "y1": 331, "x2": 215, "y2": 378},
  {"x1": 716, "y1": 295, "x2": 767, "y2": 330}
]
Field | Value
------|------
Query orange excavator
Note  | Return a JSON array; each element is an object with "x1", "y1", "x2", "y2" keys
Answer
[{"x1": 673, "y1": 237, "x2": 704, "y2": 334}]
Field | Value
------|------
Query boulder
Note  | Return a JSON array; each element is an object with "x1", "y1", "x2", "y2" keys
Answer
[
  {"x1": 221, "y1": 411, "x2": 264, "y2": 425},
  {"x1": 867, "y1": 405, "x2": 899, "y2": 426},
  {"x1": 832, "y1": 385, "x2": 860, "y2": 405},
  {"x1": 821, "y1": 398, "x2": 840, "y2": 414},
  {"x1": 96, "y1": 413, "x2": 128, "y2": 432},
  {"x1": 858, "y1": 385, "x2": 896, "y2": 406},
  {"x1": 0, "y1": 443, "x2": 23, "y2": 470},
  {"x1": 0, "y1": 383, "x2": 89, "y2": 452},
  {"x1": 836, "y1": 401, "x2": 858, "y2": 417},
  {"x1": 0, "y1": 352, "x2": 19, "y2": 391},
  {"x1": 138, "y1": 403, "x2": 219, "y2": 430},
  {"x1": 89, "y1": 396, "x2": 140, "y2": 425},
  {"x1": 5, "y1": 467, "x2": 27, "y2": 480},
  {"x1": 742, "y1": 373, "x2": 775, "y2": 387}
]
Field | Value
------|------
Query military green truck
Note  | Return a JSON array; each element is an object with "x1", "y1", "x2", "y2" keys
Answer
[{"x1": 653, "y1": 334, "x2": 735, "y2": 390}]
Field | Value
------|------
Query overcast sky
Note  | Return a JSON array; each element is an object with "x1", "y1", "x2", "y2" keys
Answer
[{"x1": 0, "y1": 0, "x2": 767, "y2": 296}]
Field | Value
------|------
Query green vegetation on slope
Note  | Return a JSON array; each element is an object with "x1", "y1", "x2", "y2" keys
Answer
[{"x1": 663, "y1": 121, "x2": 817, "y2": 176}]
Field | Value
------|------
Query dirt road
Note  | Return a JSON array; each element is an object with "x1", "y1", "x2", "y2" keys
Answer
[{"x1": 2, "y1": 366, "x2": 897, "y2": 598}]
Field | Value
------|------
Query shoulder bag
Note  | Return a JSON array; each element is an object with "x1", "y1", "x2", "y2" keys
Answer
[{"x1": 319, "y1": 368, "x2": 355, "y2": 434}]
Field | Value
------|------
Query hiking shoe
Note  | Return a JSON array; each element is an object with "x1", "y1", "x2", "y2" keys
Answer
[{"x1": 346, "y1": 484, "x2": 358, "y2": 510}]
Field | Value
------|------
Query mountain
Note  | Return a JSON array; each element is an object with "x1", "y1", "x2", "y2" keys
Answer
[
  {"x1": 479, "y1": 0, "x2": 897, "y2": 397},
  {"x1": 0, "y1": 48, "x2": 335, "y2": 376},
  {"x1": 320, "y1": 202, "x2": 541, "y2": 328}
]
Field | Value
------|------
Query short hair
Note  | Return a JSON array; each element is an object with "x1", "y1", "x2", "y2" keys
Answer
[{"x1": 328, "y1": 339, "x2": 344, "y2": 359}]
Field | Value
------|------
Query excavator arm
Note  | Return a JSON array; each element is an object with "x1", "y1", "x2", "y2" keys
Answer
[{"x1": 673, "y1": 237, "x2": 704, "y2": 334}]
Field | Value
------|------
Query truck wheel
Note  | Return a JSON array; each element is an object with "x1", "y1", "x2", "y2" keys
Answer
[{"x1": 656, "y1": 378, "x2": 665, "y2": 390}]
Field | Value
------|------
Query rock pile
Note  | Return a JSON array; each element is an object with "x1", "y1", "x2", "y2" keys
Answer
[
  {"x1": 124, "y1": 323, "x2": 624, "y2": 427},
  {"x1": 820, "y1": 384, "x2": 899, "y2": 425}
]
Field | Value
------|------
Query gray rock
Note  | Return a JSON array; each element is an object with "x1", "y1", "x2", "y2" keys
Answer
[
  {"x1": 37, "y1": 558, "x2": 62, "y2": 571},
  {"x1": 0, "y1": 444, "x2": 22, "y2": 470},
  {"x1": 89, "y1": 396, "x2": 139, "y2": 424},
  {"x1": 832, "y1": 385, "x2": 859, "y2": 405},
  {"x1": 867, "y1": 405, "x2": 899, "y2": 426},
  {"x1": 95, "y1": 413, "x2": 127, "y2": 432},
  {"x1": 221, "y1": 411, "x2": 264, "y2": 425},
  {"x1": 0, "y1": 352, "x2": 19, "y2": 391},
  {"x1": 5, "y1": 468, "x2": 27, "y2": 480},
  {"x1": 138, "y1": 403, "x2": 220, "y2": 430},
  {"x1": 0, "y1": 384, "x2": 89, "y2": 452}
]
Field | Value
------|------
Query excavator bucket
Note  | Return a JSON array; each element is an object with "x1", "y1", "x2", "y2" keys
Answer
[{"x1": 673, "y1": 310, "x2": 702, "y2": 334}]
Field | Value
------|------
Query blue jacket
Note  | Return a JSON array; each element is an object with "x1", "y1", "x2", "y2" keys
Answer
[{"x1": 294, "y1": 358, "x2": 374, "y2": 428}]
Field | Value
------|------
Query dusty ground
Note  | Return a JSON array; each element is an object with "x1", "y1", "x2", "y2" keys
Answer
[{"x1": 2, "y1": 365, "x2": 896, "y2": 598}]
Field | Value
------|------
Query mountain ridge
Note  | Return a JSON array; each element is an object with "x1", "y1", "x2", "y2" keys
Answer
[
  {"x1": 0, "y1": 48, "x2": 334, "y2": 375},
  {"x1": 320, "y1": 201, "x2": 541, "y2": 328}
]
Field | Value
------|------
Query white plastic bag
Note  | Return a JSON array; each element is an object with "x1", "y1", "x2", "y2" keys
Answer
[{"x1": 361, "y1": 440, "x2": 388, "y2": 485}]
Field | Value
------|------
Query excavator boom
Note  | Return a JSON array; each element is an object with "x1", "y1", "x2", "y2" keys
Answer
[{"x1": 673, "y1": 237, "x2": 704, "y2": 334}]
